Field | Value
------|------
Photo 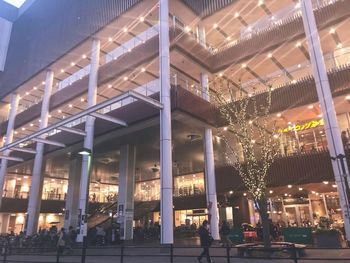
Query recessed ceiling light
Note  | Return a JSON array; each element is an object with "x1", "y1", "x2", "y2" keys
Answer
[
  {"x1": 234, "y1": 12, "x2": 239, "y2": 18},
  {"x1": 323, "y1": 181, "x2": 329, "y2": 185},
  {"x1": 141, "y1": 68, "x2": 146, "y2": 72},
  {"x1": 123, "y1": 76, "x2": 128, "y2": 81},
  {"x1": 329, "y1": 28, "x2": 336, "y2": 34},
  {"x1": 71, "y1": 62, "x2": 75, "y2": 66},
  {"x1": 33, "y1": 86, "x2": 37, "y2": 90},
  {"x1": 108, "y1": 84, "x2": 112, "y2": 88},
  {"x1": 213, "y1": 23, "x2": 218, "y2": 29},
  {"x1": 296, "y1": 42, "x2": 301, "y2": 47},
  {"x1": 258, "y1": 0, "x2": 264, "y2": 6},
  {"x1": 288, "y1": 185, "x2": 292, "y2": 188},
  {"x1": 82, "y1": 54, "x2": 87, "y2": 59},
  {"x1": 276, "y1": 113, "x2": 282, "y2": 117},
  {"x1": 267, "y1": 53, "x2": 272, "y2": 58},
  {"x1": 123, "y1": 27, "x2": 128, "y2": 32},
  {"x1": 140, "y1": 16, "x2": 145, "y2": 22},
  {"x1": 69, "y1": 104, "x2": 73, "y2": 108}
]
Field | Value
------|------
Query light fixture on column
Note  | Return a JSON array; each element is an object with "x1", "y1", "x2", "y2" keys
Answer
[
  {"x1": 78, "y1": 148, "x2": 92, "y2": 156},
  {"x1": 329, "y1": 28, "x2": 342, "y2": 49}
]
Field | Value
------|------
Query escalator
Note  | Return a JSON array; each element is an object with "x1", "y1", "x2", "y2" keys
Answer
[
  {"x1": 87, "y1": 200, "x2": 160, "y2": 229},
  {"x1": 88, "y1": 201, "x2": 118, "y2": 229}
]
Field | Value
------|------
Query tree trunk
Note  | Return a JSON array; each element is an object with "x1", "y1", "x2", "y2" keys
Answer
[{"x1": 257, "y1": 197, "x2": 271, "y2": 248}]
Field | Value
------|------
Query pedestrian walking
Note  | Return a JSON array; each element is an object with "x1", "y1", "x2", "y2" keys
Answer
[
  {"x1": 57, "y1": 228, "x2": 67, "y2": 255},
  {"x1": 197, "y1": 220, "x2": 214, "y2": 263},
  {"x1": 219, "y1": 220, "x2": 232, "y2": 247}
]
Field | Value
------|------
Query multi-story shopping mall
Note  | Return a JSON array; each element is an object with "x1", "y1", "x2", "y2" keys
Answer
[{"x1": 1, "y1": 0, "x2": 350, "y2": 244}]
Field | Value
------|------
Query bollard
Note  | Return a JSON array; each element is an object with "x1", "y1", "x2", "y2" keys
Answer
[
  {"x1": 81, "y1": 236, "x2": 87, "y2": 263},
  {"x1": 170, "y1": 244, "x2": 173, "y2": 263},
  {"x1": 292, "y1": 244, "x2": 298, "y2": 263},
  {"x1": 120, "y1": 245, "x2": 124, "y2": 263},
  {"x1": 226, "y1": 245, "x2": 230, "y2": 263},
  {"x1": 2, "y1": 243, "x2": 7, "y2": 263},
  {"x1": 56, "y1": 247, "x2": 60, "y2": 263}
]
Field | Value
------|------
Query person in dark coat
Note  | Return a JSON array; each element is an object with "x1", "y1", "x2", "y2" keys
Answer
[{"x1": 197, "y1": 220, "x2": 213, "y2": 263}]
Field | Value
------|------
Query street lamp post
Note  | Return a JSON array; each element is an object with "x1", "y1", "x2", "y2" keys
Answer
[{"x1": 78, "y1": 148, "x2": 92, "y2": 263}]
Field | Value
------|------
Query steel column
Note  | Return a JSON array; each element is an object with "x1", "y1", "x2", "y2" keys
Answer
[
  {"x1": 26, "y1": 70, "x2": 54, "y2": 235},
  {"x1": 0, "y1": 93, "x2": 19, "y2": 208},
  {"x1": 76, "y1": 38, "x2": 100, "y2": 242},
  {"x1": 159, "y1": 0, "x2": 174, "y2": 244},
  {"x1": 301, "y1": 0, "x2": 350, "y2": 243},
  {"x1": 201, "y1": 73, "x2": 220, "y2": 240}
]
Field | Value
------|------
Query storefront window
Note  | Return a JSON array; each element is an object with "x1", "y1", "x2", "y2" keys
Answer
[
  {"x1": 174, "y1": 173, "x2": 204, "y2": 197},
  {"x1": 42, "y1": 179, "x2": 68, "y2": 200},
  {"x1": 89, "y1": 183, "x2": 118, "y2": 203},
  {"x1": 135, "y1": 180, "x2": 160, "y2": 201},
  {"x1": 174, "y1": 209, "x2": 208, "y2": 227}
]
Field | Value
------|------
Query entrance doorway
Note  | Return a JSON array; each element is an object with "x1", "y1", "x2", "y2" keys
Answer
[{"x1": 285, "y1": 205, "x2": 312, "y2": 227}]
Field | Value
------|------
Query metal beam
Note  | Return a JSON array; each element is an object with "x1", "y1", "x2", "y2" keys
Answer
[
  {"x1": 129, "y1": 90, "x2": 163, "y2": 109},
  {"x1": 0, "y1": 90, "x2": 162, "y2": 153},
  {"x1": 0, "y1": 155, "x2": 24, "y2": 162},
  {"x1": 59, "y1": 126, "x2": 87, "y2": 136},
  {"x1": 11, "y1": 147, "x2": 37, "y2": 154},
  {"x1": 90, "y1": 112, "x2": 127, "y2": 126},
  {"x1": 32, "y1": 138, "x2": 66, "y2": 148}
]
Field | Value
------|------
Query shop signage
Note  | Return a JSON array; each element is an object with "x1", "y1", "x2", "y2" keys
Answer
[{"x1": 278, "y1": 119, "x2": 324, "y2": 133}]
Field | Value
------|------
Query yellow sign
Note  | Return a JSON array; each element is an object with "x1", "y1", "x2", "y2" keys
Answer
[{"x1": 278, "y1": 119, "x2": 324, "y2": 133}]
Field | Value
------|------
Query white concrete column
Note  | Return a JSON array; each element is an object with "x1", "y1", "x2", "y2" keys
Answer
[
  {"x1": 0, "y1": 214, "x2": 10, "y2": 234},
  {"x1": 159, "y1": 0, "x2": 174, "y2": 245},
  {"x1": 197, "y1": 25, "x2": 206, "y2": 48},
  {"x1": 0, "y1": 93, "x2": 19, "y2": 208},
  {"x1": 301, "y1": 0, "x2": 350, "y2": 243},
  {"x1": 117, "y1": 144, "x2": 136, "y2": 240},
  {"x1": 26, "y1": 70, "x2": 54, "y2": 236},
  {"x1": 64, "y1": 157, "x2": 82, "y2": 229},
  {"x1": 76, "y1": 38, "x2": 100, "y2": 242},
  {"x1": 201, "y1": 73, "x2": 220, "y2": 240}
]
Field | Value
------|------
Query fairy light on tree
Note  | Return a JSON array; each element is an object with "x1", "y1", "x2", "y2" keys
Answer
[{"x1": 211, "y1": 78, "x2": 279, "y2": 248}]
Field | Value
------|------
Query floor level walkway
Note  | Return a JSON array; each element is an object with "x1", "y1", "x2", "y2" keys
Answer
[{"x1": 2, "y1": 245, "x2": 350, "y2": 263}]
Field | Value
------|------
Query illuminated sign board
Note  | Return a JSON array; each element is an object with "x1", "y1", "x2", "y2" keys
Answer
[{"x1": 278, "y1": 119, "x2": 324, "y2": 133}]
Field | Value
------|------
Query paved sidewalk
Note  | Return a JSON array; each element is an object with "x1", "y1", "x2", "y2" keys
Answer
[{"x1": 3, "y1": 246, "x2": 350, "y2": 263}]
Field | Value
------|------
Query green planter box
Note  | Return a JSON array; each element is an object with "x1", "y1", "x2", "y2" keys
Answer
[
  {"x1": 228, "y1": 228, "x2": 244, "y2": 243},
  {"x1": 282, "y1": 227, "x2": 313, "y2": 245}
]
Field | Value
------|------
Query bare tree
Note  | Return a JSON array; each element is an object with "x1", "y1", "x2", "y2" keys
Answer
[{"x1": 211, "y1": 78, "x2": 279, "y2": 247}]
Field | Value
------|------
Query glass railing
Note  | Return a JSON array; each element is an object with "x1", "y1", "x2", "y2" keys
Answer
[
  {"x1": 105, "y1": 24, "x2": 159, "y2": 64},
  {"x1": 213, "y1": 0, "x2": 340, "y2": 54},
  {"x1": 11, "y1": 24, "x2": 161, "y2": 118},
  {"x1": 229, "y1": 45, "x2": 350, "y2": 99}
]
